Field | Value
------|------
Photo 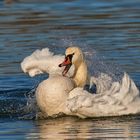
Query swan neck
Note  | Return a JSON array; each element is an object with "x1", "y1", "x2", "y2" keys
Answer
[{"x1": 73, "y1": 61, "x2": 89, "y2": 87}]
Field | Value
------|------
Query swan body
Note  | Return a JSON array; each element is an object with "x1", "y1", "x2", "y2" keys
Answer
[
  {"x1": 36, "y1": 75, "x2": 75, "y2": 116},
  {"x1": 21, "y1": 47, "x2": 140, "y2": 118}
]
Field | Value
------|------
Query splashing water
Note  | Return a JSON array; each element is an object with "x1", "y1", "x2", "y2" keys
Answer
[{"x1": 85, "y1": 50, "x2": 125, "y2": 93}]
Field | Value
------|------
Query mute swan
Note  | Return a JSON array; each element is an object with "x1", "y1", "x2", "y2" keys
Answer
[{"x1": 21, "y1": 46, "x2": 140, "y2": 118}]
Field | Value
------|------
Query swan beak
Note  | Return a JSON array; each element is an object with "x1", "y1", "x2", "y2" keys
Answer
[{"x1": 58, "y1": 56, "x2": 72, "y2": 76}]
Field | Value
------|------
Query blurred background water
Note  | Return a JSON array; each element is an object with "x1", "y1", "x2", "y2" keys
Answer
[{"x1": 0, "y1": 0, "x2": 140, "y2": 139}]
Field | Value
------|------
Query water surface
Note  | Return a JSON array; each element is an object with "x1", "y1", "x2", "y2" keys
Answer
[{"x1": 0, "y1": 0, "x2": 140, "y2": 139}]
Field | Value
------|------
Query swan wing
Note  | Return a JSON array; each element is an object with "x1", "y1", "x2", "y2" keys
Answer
[
  {"x1": 21, "y1": 48, "x2": 74, "y2": 77},
  {"x1": 66, "y1": 73, "x2": 140, "y2": 118}
]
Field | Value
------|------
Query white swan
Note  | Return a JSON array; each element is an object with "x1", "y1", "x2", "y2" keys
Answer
[{"x1": 21, "y1": 46, "x2": 140, "y2": 118}]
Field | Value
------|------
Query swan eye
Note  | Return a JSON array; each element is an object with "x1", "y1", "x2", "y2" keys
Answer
[{"x1": 66, "y1": 53, "x2": 74, "y2": 62}]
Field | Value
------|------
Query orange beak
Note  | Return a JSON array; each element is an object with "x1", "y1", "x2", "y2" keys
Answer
[{"x1": 58, "y1": 55, "x2": 72, "y2": 76}]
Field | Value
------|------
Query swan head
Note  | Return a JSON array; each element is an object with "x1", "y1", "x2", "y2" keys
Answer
[{"x1": 59, "y1": 46, "x2": 84, "y2": 76}]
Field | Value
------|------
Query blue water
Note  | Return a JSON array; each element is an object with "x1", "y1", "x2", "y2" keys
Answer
[{"x1": 0, "y1": 0, "x2": 140, "y2": 139}]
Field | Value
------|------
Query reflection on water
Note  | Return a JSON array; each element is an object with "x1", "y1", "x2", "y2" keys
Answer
[
  {"x1": 2, "y1": 116, "x2": 140, "y2": 139},
  {"x1": 0, "y1": 0, "x2": 140, "y2": 139},
  {"x1": 33, "y1": 117, "x2": 140, "y2": 139}
]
